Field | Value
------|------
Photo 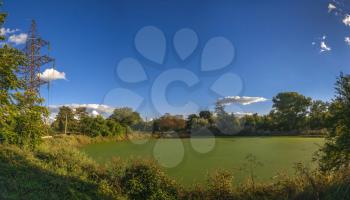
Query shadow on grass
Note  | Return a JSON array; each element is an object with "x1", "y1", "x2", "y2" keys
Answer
[{"x1": 0, "y1": 147, "x2": 113, "y2": 200}]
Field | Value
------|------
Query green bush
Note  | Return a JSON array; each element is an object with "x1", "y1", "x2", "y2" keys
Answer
[{"x1": 121, "y1": 160, "x2": 179, "y2": 200}]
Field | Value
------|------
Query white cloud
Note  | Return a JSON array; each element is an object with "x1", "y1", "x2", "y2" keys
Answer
[
  {"x1": 232, "y1": 112, "x2": 254, "y2": 117},
  {"x1": 343, "y1": 14, "x2": 350, "y2": 26},
  {"x1": 345, "y1": 37, "x2": 350, "y2": 45},
  {"x1": 328, "y1": 3, "x2": 337, "y2": 13},
  {"x1": 8, "y1": 33, "x2": 27, "y2": 45},
  {"x1": 217, "y1": 96, "x2": 268, "y2": 106},
  {"x1": 313, "y1": 35, "x2": 331, "y2": 53},
  {"x1": 0, "y1": 27, "x2": 19, "y2": 36},
  {"x1": 91, "y1": 110, "x2": 99, "y2": 116},
  {"x1": 49, "y1": 104, "x2": 115, "y2": 118},
  {"x1": 38, "y1": 68, "x2": 66, "y2": 82},
  {"x1": 320, "y1": 41, "x2": 331, "y2": 52}
]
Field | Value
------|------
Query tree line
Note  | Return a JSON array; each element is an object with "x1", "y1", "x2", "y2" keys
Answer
[{"x1": 51, "y1": 81, "x2": 341, "y2": 139}]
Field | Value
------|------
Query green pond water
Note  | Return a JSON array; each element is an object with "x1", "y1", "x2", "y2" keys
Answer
[{"x1": 81, "y1": 137, "x2": 324, "y2": 185}]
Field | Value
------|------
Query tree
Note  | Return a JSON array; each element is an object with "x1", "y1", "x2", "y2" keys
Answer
[
  {"x1": 199, "y1": 110, "x2": 214, "y2": 125},
  {"x1": 190, "y1": 118, "x2": 209, "y2": 133},
  {"x1": 0, "y1": 45, "x2": 26, "y2": 144},
  {"x1": 241, "y1": 114, "x2": 260, "y2": 133},
  {"x1": 13, "y1": 91, "x2": 48, "y2": 148},
  {"x1": 52, "y1": 106, "x2": 76, "y2": 133},
  {"x1": 271, "y1": 92, "x2": 311, "y2": 131},
  {"x1": 214, "y1": 102, "x2": 241, "y2": 135},
  {"x1": 309, "y1": 100, "x2": 329, "y2": 130},
  {"x1": 0, "y1": 6, "x2": 47, "y2": 149},
  {"x1": 186, "y1": 114, "x2": 199, "y2": 132},
  {"x1": 158, "y1": 114, "x2": 186, "y2": 133},
  {"x1": 109, "y1": 107, "x2": 142, "y2": 135},
  {"x1": 74, "y1": 107, "x2": 89, "y2": 134},
  {"x1": 319, "y1": 73, "x2": 350, "y2": 171},
  {"x1": 106, "y1": 119, "x2": 125, "y2": 136}
]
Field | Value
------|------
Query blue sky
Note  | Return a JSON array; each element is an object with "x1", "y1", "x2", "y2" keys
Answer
[{"x1": 3, "y1": 0, "x2": 350, "y2": 117}]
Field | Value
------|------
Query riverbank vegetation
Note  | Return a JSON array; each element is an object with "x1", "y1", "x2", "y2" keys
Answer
[{"x1": 1, "y1": 135, "x2": 350, "y2": 200}]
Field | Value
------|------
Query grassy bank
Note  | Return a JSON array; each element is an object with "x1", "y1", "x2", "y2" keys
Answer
[{"x1": 0, "y1": 135, "x2": 349, "y2": 200}]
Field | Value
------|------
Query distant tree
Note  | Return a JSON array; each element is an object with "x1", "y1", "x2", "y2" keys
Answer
[
  {"x1": 271, "y1": 92, "x2": 312, "y2": 131},
  {"x1": 75, "y1": 107, "x2": 88, "y2": 120},
  {"x1": 52, "y1": 106, "x2": 76, "y2": 133},
  {"x1": 320, "y1": 73, "x2": 350, "y2": 171},
  {"x1": 186, "y1": 114, "x2": 199, "y2": 132},
  {"x1": 109, "y1": 107, "x2": 142, "y2": 135},
  {"x1": 259, "y1": 115, "x2": 274, "y2": 131},
  {"x1": 157, "y1": 114, "x2": 186, "y2": 134},
  {"x1": 241, "y1": 114, "x2": 259, "y2": 133},
  {"x1": 199, "y1": 110, "x2": 214, "y2": 125},
  {"x1": 106, "y1": 119, "x2": 125, "y2": 136},
  {"x1": 152, "y1": 119, "x2": 160, "y2": 134},
  {"x1": 190, "y1": 118, "x2": 209, "y2": 133},
  {"x1": 74, "y1": 107, "x2": 89, "y2": 133},
  {"x1": 214, "y1": 102, "x2": 241, "y2": 135},
  {"x1": 309, "y1": 100, "x2": 329, "y2": 130},
  {"x1": 79, "y1": 115, "x2": 110, "y2": 137}
]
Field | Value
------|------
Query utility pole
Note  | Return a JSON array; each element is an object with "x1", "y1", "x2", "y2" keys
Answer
[{"x1": 64, "y1": 114, "x2": 68, "y2": 135}]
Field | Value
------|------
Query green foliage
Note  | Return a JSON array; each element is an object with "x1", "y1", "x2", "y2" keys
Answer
[
  {"x1": 319, "y1": 73, "x2": 350, "y2": 171},
  {"x1": 109, "y1": 107, "x2": 142, "y2": 131},
  {"x1": 0, "y1": 144, "x2": 120, "y2": 199},
  {"x1": 215, "y1": 102, "x2": 241, "y2": 135},
  {"x1": 199, "y1": 110, "x2": 213, "y2": 125},
  {"x1": 0, "y1": 6, "x2": 6, "y2": 41},
  {"x1": 51, "y1": 106, "x2": 126, "y2": 137},
  {"x1": 0, "y1": 11, "x2": 47, "y2": 149},
  {"x1": 271, "y1": 92, "x2": 312, "y2": 131},
  {"x1": 309, "y1": 100, "x2": 329, "y2": 130},
  {"x1": 190, "y1": 118, "x2": 209, "y2": 132},
  {"x1": 51, "y1": 106, "x2": 77, "y2": 133},
  {"x1": 13, "y1": 91, "x2": 48, "y2": 149},
  {"x1": 0, "y1": 46, "x2": 26, "y2": 144},
  {"x1": 185, "y1": 114, "x2": 199, "y2": 131},
  {"x1": 121, "y1": 160, "x2": 178, "y2": 200}
]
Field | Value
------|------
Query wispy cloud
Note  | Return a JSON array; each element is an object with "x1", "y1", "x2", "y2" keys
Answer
[
  {"x1": 8, "y1": 33, "x2": 27, "y2": 45},
  {"x1": 343, "y1": 14, "x2": 350, "y2": 26},
  {"x1": 328, "y1": 3, "x2": 337, "y2": 13},
  {"x1": 38, "y1": 68, "x2": 66, "y2": 82},
  {"x1": 217, "y1": 96, "x2": 268, "y2": 106},
  {"x1": 345, "y1": 37, "x2": 350, "y2": 45},
  {"x1": 0, "y1": 27, "x2": 19, "y2": 36},
  {"x1": 320, "y1": 41, "x2": 331, "y2": 52},
  {"x1": 313, "y1": 35, "x2": 331, "y2": 53}
]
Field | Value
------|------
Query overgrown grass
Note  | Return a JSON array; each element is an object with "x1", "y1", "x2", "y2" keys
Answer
[{"x1": 0, "y1": 135, "x2": 349, "y2": 200}]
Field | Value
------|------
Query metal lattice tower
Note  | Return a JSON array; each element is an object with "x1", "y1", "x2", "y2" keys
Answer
[{"x1": 21, "y1": 20, "x2": 55, "y2": 93}]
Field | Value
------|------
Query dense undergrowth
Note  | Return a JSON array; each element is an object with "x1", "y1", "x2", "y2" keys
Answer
[{"x1": 0, "y1": 135, "x2": 349, "y2": 200}]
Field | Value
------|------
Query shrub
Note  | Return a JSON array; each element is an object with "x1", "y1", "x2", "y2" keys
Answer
[
  {"x1": 121, "y1": 160, "x2": 179, "y2": 200},
  {"x1": 206, "y1": 170, "x2": 235, "y2": 200}
]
